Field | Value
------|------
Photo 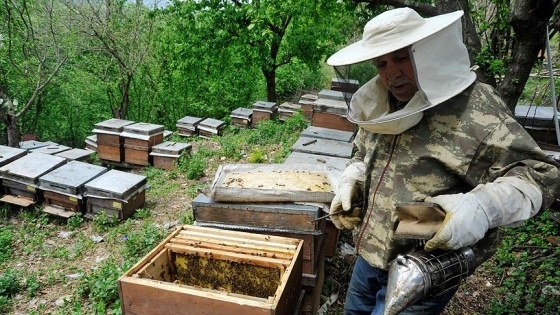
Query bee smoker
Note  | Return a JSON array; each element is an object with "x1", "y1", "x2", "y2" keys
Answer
[{"x1": 383, "y1": 231, "x2": 497, "y2": 315}]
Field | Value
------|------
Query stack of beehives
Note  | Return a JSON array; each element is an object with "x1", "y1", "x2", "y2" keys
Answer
[
  {"x1": 191, "y1": 163, "x2": 341, "y2": 315},
  {"x1": 0, "y1": 144, "x2": 147, "y2": 220}
]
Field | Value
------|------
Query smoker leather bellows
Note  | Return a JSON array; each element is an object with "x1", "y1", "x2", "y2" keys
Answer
[{"x1": 384, "y1": 230, "x2": 498, "y2": 314}]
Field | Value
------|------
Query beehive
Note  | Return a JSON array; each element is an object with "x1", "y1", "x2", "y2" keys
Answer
[
  {"x1": 38, "y1": 161, "x2": 108, "y2": 217},
  {"x1": 176, "y1": 116, "x2": 204, "y2": 137},
  {"x1": 93, "y1": 119, "x2": 135, "y2": 162},
  {"x1": 230, "y1": 107, "x2": 253, "y2": 128},
  {"x1": 122, "y1": 122, "x2": 164, "y2": 166},
  {"x1": 149, "y1": 141, "x2": 192, "y2": 170},
  {"x1": 192, "y1": 193, "x2": 325, "y2": 277},
  {"x1": 84, "y1": 170, "x2": 147, "y2": 220},
  {"x1": 118, "y1": 225, "x2": 303, "y2": 315},
  {"x1": 252, "y1": 101, "x2": 278, "y2": 125}
]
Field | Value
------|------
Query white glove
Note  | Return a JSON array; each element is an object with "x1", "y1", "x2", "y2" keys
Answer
[
  {"x1": 425, "y1": 176, "x2": 542, "y2": 251},
  {"x1": 329, "y1": 162, "x2": 365, "y2": 230}
]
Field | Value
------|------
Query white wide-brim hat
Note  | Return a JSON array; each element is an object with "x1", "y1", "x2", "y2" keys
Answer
[{"x1": 327, "y1": 8, "x2": 464, "y2": 66}]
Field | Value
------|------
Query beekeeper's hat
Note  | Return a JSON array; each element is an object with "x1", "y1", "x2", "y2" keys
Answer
[{"x1": 327, "y1": 8, "x2": 464, "y2": 66}]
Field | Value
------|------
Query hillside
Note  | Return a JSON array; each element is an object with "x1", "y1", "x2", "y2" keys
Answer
[{"x1": 0, "y1": 116, "x2": 559, "y2": 314}]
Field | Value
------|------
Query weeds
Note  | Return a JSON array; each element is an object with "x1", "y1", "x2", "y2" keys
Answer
[{"x1": 488, "y1": 209, "x2": 560, "y2": 314}]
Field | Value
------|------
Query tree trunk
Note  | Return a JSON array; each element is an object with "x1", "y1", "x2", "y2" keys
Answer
[
  {"x1": 7, "y1": 114, "x2": 20, "y2": 148},
  {"x1": 263, "y1": 68, "x2": 276, "y2": 102},
  {"x1": 498, "y1": 0, "x2": 550, "y2": 112}
]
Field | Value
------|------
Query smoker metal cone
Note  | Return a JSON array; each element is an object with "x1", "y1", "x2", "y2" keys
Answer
[{"x1": 384, "y1": 255, "x2": 427, "y2": 315}]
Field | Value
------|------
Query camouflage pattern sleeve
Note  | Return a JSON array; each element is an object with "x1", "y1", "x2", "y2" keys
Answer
[{"x1": 465, "y1": 84, "x2": 559, "y2": 210}]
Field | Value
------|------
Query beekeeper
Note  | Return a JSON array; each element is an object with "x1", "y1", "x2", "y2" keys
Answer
[{"x1": 327, "y1": 7, "x2": 559, "y2": 314}]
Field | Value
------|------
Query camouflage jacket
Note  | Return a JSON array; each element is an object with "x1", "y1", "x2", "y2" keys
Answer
[{"x1": 351, "y1": 82, "x2": 559, "y2": 269}]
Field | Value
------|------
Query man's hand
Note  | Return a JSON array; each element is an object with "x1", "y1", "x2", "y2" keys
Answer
[
  {"x1": 329, "y1": 184, "x2": 362, "y2": 230},
  {"x1": 424, "y1": 193, "x2": 489, "y2": 251},
  {"x1": 424, "y1": 177, "x2": 543, "y2": 251}
]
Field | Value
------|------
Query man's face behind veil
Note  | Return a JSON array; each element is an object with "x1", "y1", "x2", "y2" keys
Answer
[{"x1": 373, "y1": 47, "x2": 418, "y2": 102}]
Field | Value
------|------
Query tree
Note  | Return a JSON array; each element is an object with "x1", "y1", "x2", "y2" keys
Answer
[
  {"x1": 63, "y1": 0, "x2": 156, "y2": 119},
  {"x1": 0, "y1": 0, "x2": 71, "y2": 147},
  {"x1": 350, "y1": 0, "x2": 560, "y2": 112},
  {"x1": 165, "y1": 0, "x2": 352, "y2": 103}
]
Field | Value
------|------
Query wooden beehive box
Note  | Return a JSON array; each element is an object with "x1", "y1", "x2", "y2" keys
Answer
[
  {"x1": 118, "y1": 225, "x2": 303, "y2": 315},
  {"x1": 54, "y1": 148, "x2": 94, "y2": 163},
  {"x1": 298, "y1": 94, "x2": 317, "y2": 121},
  {"x1": 192, "y1": 193, "x2": 325, "y2": 278},
  {"x1": 230, "y1": 107, "x2": 253, "y2": 128},
  {"x1": 38, "y1": 161, "x2": 108, "y2": 217},
  {"x1": 93, "y1": 118, "x2": 135, "y2": 162},
  {"x1": 176, "y1": 116, "x2": 204, "y2": 137},
  {"x1": 84, "y1": 170, "x2": 147, "y2": 220},
  {"x1": 278, "y1": 102, "x2": 302, "y2": 122},
  {"x1": 122, "y1": 122, "x2": 164, "y2": 166},
  {"x1": 149, "y1": 141, "x2": 192, "y2": 170},
  {"x1": 85, "y1": 135, "x2": 97, "y2": 152},
  {"x1": 252, "y1": 101, "x2": 278, "y2": 125},
  {"x1": 198, "y1": 118, "x2": 226, "y2": 139},
  {"x1": 0, "y1": 152, "x2": 67, "y2": 206}
]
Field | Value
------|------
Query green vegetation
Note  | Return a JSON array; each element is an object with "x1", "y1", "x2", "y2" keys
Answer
[{"x1": 488, "y1": 209, "x2": 560, "y2": 314}]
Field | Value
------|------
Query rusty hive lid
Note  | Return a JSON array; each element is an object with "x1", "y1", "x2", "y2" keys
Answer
[
  {"x1": 84, "y1": 169, "x2": 147, "y2": 200},
  {"x1": 150, "y1": 141, "x2": 191, "y2": 156},
  {"x1": 38, "y1": 161, "x2": 108, "y2": 195},
  {"x1": 0, "y1": 145, "x2": 27, "y2": 167},
  {"x1": 0, "y1": 152, "x2": 67, "y2": 185}
]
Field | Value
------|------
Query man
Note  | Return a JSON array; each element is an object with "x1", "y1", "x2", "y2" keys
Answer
[{"x1": 327, "y1": 7, "x2": 559, "y2": 315}]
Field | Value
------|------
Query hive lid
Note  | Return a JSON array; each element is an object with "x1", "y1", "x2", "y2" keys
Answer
[
  {"x1": 94, "y1": 118, "x2": 135, "y2": 133},
  {"x1": 54, "y1": 148, "x2": 93, "y2": 161},
  {"x1": 38, "y1": 160, "x2": 108, "y2": 195},
  {"x1": 230, "y1": 107, "x2": 253, "y2": 118},
  {"x1": 199, "y1": 118, "x2": 226, "y2": 129},
  {"x1": 84, "y1": 169, "x2": 147, "y2": 200},
  {"x1": 123, "y1": 122, "x2": 164, "y2": 136},
  {"x1": 31, "y1": 142, "x2": 71, "y2": 155},
  {"x1": 300, "y1": 126, "x2": 354, "y2": 142},
  {"x1": 0, "y1": 152, "x2": 67, "y2": 185},
  {"x1": 207, "y1": 163, "x2": 341, "y2": 203},
  {"x1": 318, "y1": 89, "x2": 346, "y2": 102},
  {"x1": 176, "y1": 116, "x2": 204, "y2": 126},
  {"x1": 19, "y1": 140, "x2": 50, "y2": 151},
  {"x1": 0, "y1": 145, "x2": 27, "y2": 167},
  {"x1": 150, "y1": 141, "x2": 191, "y2": 155},
  {"x1": 252, "y1": 101, "x2": 278, "y2": 110}
]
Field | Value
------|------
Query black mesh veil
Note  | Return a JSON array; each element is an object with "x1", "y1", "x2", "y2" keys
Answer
[{"x1": 333, "y1": 65, "x2": 355, "y2": 109}]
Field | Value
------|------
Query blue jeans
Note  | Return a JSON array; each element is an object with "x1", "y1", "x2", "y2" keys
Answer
[{"x1": 344, "y1": 256, "x2": 456, "y2": 315}]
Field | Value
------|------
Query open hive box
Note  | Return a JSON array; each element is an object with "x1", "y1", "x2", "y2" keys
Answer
[{"x1": 119, "y1": 225, "x2": 303, "y2": 315}]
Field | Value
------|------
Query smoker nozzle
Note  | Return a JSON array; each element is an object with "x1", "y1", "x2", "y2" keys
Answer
[{"x1": 384, "y1": 247, "x2": 477, "y2": 315}]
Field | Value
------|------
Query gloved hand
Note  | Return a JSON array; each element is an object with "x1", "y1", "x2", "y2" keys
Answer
[
  {"x1": 330, "y1": 163, "x2": 365, "y2": 230},
  {"x1": 424, "y1": 176, "x2": 542, "y2": 251}
]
